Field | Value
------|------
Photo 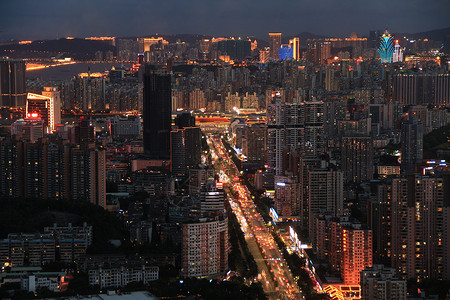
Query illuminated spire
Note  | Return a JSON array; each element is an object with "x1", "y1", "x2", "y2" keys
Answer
[{"x1": 378, "y1": 28, "x2": 395, "y2": 63}]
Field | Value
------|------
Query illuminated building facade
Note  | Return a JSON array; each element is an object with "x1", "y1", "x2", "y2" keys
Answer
[
  {"x1": 289, "y1": 37, "x2": 300, "y2": 60},
  {"x1": 269, "y1": 33, "x2": 282, "y2": 61},
  {"x1": 26, "y1": 93, "x2": 55, "y2": 133},
  {"x1": 392, "y1": 39, "x2": 403, "y2": 62},
  {"x1": 279, "y1": 44, "x2": 294, "y2": 60},
  {"x1": 340, "y1": 223, "x2": 373, "y2": 285},
  {"x1": 378, "y1": 30, "x2": 395, "y2": 63},
  {"x1": 41, "y1": 86, "x2": 61, "y2": 126}
]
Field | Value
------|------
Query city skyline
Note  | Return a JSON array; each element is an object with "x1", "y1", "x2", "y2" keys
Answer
[{"x1": 1, "y1": 0, "x2": 449, "y2": 41}]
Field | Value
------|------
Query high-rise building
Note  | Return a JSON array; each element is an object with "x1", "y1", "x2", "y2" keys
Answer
[
  {"x1": 26, "y1": 93, "x2": 55, "y2": 133},
  {"x1": 143, "y1": 65, "x2": 171, "y2": 159},
  {"x1": 308, "y1": 163, "x2": 344, "y2": 239},
  {"x1": 390, "y1": 175, "x2": 449, "y2": 280},
  {"x1": 170, "y1": 127, "x2": 201, "y2": 176},
  {"x1": 339, "y1": 221, "x2": 373, "y2": 284},
  {"x1": 360, "y1": 265, "x2": 407, "y2": 300},
  {"x1": 289, "y1": 37, "x2": 300, "y2": 60},
  {"x1": 242, "y1": 123, "x2": 266, "y2": 169},
  {"x1": 41, "y1": 87, "x2": 61, "y2": 126},
  {"x1": 75, "y1": 118, "x2": 96, "y2": 149},
  {"x1": 181, "y1": 215, "x2": 228, "y2": 278},
  {"x1": 341, "y1": 135, "x2": 374, "y2": 183},
  {"x1": 392, "y1": 39, "x2": 403, "y2": 63},
  {"x1": 269, "y1": 33, "x2": 282, "y2": 61},
  {"x1": 392, "y1": 73, "x2": 450, "y2": 106},
  {"x1": 400, "y1": 118, "x2": 423, "y2": 174},
  {"x1": 378, "y1": 29, "x2": 395, "y2": 63},
  {"x1": 0, "y1": 58, "x2": 26, "y2": 107},
  {"x1": 200, "y1": 180, "x2": 225, "y2": 214}
]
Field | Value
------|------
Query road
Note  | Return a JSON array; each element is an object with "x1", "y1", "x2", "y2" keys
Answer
[{"x1": 207, "y1": 133, "x2": 301, "y2": 300}]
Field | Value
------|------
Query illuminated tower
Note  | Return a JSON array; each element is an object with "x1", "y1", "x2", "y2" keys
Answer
[
  {"x1": 289, "y1": 37, "x2": 300, "y2": 60},
  {"x1": 378, "y1": 29, "x2": 395, "y2": 63},
  {"x1": 26, "y1": 93, "x2": 55, "y2": 133},
  {"x1": 392, "y1": 39, "x2": 403, "y2": 63},
  {"x1": 269, "y1": 33, "x2": 282, "y2": 61}
]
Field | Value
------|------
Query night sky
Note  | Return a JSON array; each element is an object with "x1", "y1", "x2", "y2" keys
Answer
[{"x1": 1, "y1": 0, "x2": 449, "y2": 40}]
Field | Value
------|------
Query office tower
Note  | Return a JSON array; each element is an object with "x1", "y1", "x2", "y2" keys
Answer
[
  {"x1": 308, "y1": 164, "x2": 344, "y2": 239},
  {"x1": 378, "y1": 29, "x2": 394, "y2": 63},
  {"x1": 269, "y1": 33, "x2": 282, "y2": 61},
  {"x1": 341, "y1": 135, "x2": 374, "y2": 183},
  {"x1": 279, "y1": 44, "x2": 294, "y2": 60},
  {"x1": 143, "y1": 65, "x2": 171, "y2": 159},
  {"x1": 289, "y1": 37, "x2": 300, "y2": 60},
  {"x1": 400, "y1": 118, "x2": 423, "y2": 174},
  {"x1": 0, "y1": 58, "x2": 26, "y2": 107},
  {"x1": 181, "y1": 215, "x2": 228, "y2": 278},
  {"x1": 170, "y1": 127, "x2": 201, "y2": 176},
  {"x1": 188, "y1": 166, "x2": 215, "y2": 195},
  {"x1": 360, "y1": 265, "x2": 407, "y2": 300},
  {"x1": 200, "y1": 180, "x2": 225, "y2": 214},
  {"x1": 392, "y1": 39, "x2": 403, "y2": 62},
  {"x1": 242, "y1": 123, "x2": 266, "y2": 169},
  {"x1": 390, "y1": 175, "x2": 449, "y2": 280},
  {"x1": 26, "y1": 93, "x2": 55, "y2": 133},
  {"x1": 41, "y1": 86, "x2": 61, "y2": 127}
]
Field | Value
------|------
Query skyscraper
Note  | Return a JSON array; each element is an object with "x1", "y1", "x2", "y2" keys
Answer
[
  {"x1": 0, "y1": 58, "x2": 26, "y2": 107},
  {"x1": 289, "y1": 37, "x2": 300, "y2": 60},
  {"x1": 143, "y1": 65, "x2": 171, "y2": 159},
  {"x1": 26, "y1": 93, "x2": 55, "y2": 133},
  {"x1": 269, "y1": 33, "x2": 282, "y2": 61},
  {"x1": 400, "y1": 117, "x2": 423, "y2": 174},
  {"x1": 378, "y1": 29, "x2": 395, "y2": 63},
  {"x1": 41, "y1": 87, "x2": 61, "y2": 126}
]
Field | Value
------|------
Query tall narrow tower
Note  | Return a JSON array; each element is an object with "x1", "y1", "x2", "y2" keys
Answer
[
  {"x1": 269, "y1": 33, "x2": 282, "y2": 61},
  {"x1": 143, "y1": 65, "x2": 171, "y2": 159}
]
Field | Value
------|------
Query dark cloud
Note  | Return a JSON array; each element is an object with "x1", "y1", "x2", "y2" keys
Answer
[{"x1": 0, "y1": 0, "x2": 449, "y2": 40}]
